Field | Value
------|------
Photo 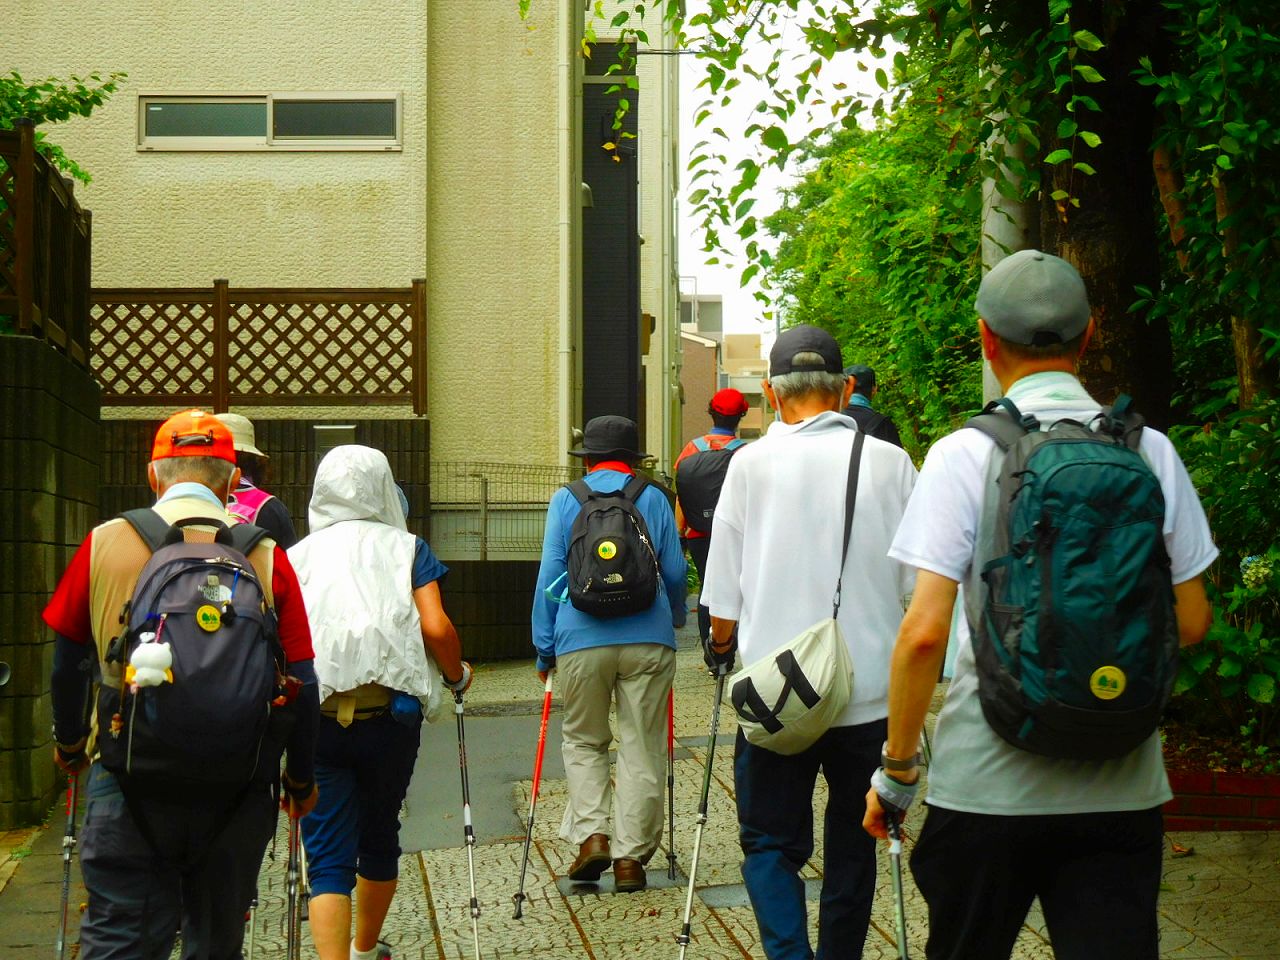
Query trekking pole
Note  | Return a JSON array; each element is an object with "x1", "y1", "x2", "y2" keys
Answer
[
  {"x1": 285, "y1": 800, "x2": 302, "y2": 960},
  {"x1": 513, "y1": 672, "x2": 554, "y2": 919},
  {"x1": 454, "y1": 690, "x2": 481, "y2": 959},
  {"x1": 667, "y1": 686, "x2": 677, "y2": 881},
  {"x1": 245, "y1": 893, "x2": 257, "y2": 960},
  {"x1": 300, "y1": 837, "x2": 311, "y2": 922},
  {"x1": 55, "y1": 771, "x2": 80, "y2": 960},
  {"x1": 675, "y1": 664, "x2": 728, "y2": 959},
  {"x1": 886, "y1": 811, "x2": 910, "y2": 960}
]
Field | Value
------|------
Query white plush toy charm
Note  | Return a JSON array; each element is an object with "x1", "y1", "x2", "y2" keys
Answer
[{"x1": 126, "y1": 642, "x2": 174, "y2": 693}]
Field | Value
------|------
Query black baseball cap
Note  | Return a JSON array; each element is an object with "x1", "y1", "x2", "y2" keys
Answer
[
  {"x1": 769, "y1": 325, "x2": 844, "y2": 378},
  {"x1": 843, "y1": 364, "x2": 875, "y2": 396}
]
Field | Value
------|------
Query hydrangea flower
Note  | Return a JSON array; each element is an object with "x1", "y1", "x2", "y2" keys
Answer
[{"x1": 1240, "y1": 554, "x2": 1273, "y2": 590}]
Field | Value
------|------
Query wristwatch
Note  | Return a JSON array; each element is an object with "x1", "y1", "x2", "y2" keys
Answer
[{"x1": 881, "y1": 741, "x2": 922, "y2": 773}]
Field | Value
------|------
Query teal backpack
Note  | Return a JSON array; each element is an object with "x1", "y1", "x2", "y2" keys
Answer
[{"x1": 965, "y1": 395, "x2": 1179, "y2": 761}]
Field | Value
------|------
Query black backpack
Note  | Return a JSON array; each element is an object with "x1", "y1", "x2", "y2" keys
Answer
[
  {"x1": 98, "y1": 510, "x2": 291, "y2": 797},
  {"x1": 565, "y1": 477, "x2": 662, "y2": 618},
  {"x1": 965, "y1": 395, "x2": 1179, "y2": 761},
  {"x1": 676, "y1": 436, "x2": 746, "y2": 534}
]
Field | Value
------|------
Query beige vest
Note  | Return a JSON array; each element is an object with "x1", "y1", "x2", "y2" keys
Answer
[{"x1": 87, "y1": 496, "x2": 276, "y2": 690}]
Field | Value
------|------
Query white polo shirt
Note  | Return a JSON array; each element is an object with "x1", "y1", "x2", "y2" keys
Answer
[
  {"x1": 701, "y1": 410, "x2": 918, "y2": 727},
  {"x1": 889, "y1": 372, "x2": 1218, "y2": 815}
]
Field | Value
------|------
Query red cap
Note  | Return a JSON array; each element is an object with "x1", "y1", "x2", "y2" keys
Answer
[
  {"x1": 151, "y1": 409, "x2": 237, "y2": 463},
  {"x1": 710, "y1": 388, "x2": 749, "y2": 416}
]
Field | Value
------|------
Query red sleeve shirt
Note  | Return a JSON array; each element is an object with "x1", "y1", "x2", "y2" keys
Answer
[{"x1": 43, "y1": 535, "x2": 314, "y2": 664}]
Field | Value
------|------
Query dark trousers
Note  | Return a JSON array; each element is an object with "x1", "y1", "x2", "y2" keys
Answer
[
  {"x1": 910, "y1": 804, "x2": 1164, "y2": 960},
  {"x1": 734, "y1": 719, "x2": 886, "y2": 960},
  {"x1": 686, "y1": 535, "x2": 711, "y2": 640},
  {"x1": 302, "y1": 712, "x2": 423, "y2": 895},
  {"x1": 78, "y1": 764, "x2": 275, "y2": 960}
]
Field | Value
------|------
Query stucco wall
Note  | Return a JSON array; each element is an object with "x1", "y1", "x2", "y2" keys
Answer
[
  {"x1": 680, "y1": 334, "x2": 717, "y2": 448},
  {"x1": 2, "y1": 0, "x2": 427, "y2": 288},
  {"x1": 424, "y1": 2, "x2": 562, "y2": 466}
]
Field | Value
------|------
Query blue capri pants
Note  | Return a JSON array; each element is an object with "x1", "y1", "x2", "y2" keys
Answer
[{"x1": 301, "y1": 711, "x2": 422, "y2": 896}]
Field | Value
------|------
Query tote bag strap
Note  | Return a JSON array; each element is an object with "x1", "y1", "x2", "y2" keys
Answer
[
  {"x1": 730, "y1": 649, "x2": 823, "y2": 735},
  {"x1": 832, "y1": 430, "x2": 866, "y2": 619}
]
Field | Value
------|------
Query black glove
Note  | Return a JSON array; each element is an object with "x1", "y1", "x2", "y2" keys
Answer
[{"x1": 702, "y1": 633, "x2": 737, "y2": 675}]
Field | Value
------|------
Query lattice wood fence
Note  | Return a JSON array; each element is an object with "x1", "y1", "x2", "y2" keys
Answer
[
  {"x1": 0, "y1": 119, "x2": 93, "y2": 368},
  {"x1": 91, "y1": 279, "x2": 428, "y2": 413}
]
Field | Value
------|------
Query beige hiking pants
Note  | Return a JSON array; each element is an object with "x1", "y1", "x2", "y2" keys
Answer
[{"x1": 557, "y1": 642, "x2": 676, "y2": 862}]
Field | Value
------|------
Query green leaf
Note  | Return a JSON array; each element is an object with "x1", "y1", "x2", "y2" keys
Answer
[
  {"x1": 761, "y1": 125, "x2": 789, "y2": 150},
  {"x1": 1057, "y1": 118, "x2": 1078, "y2": 139},
  {"x1": 1045, "y1": 148, "x2": 1072, "y2": 165},
  {"x1": 875, "y1": 67, "x2": 888, "y2": 91},
  {"x1": 1073, "y1": 161, "x2": 1097, "y2": 175},
  {"x1": 1072, "y1": 29, "x2": 1104, "y2": 52},
  {"x1": 1218, "y1": 655, "x2": 1244, "y2": 679},
  {"x1": 1079, "y1": 131, "x2": 1101, "y2": 148},
  {"x1": 1073, "y1": 64, "x2": 1105, "y2": 83},
  {"x1": 1247, "y1": 673, "x2": 1277, "y2": 704},
  {"x1": 1050, "y1": 189, "x2": 1070, "y2": 201},
  {"x1": 1219, "y1": 135, "x2": 1241, "y2": 155}
]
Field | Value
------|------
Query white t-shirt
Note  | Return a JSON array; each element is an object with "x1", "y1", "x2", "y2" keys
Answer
[
  {"x1": 889, "y1": 372, "x2": 1219, "y2": 815},
  {"x1": 702, "y1": 410, "x2": 917, "y2": 726}
]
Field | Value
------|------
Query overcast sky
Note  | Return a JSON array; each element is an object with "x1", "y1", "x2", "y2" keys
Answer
[{"x1": 675, "y1": 4, "x2": 892, "y2": 339}]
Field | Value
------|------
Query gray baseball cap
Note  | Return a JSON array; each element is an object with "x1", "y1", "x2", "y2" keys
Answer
[{"x1": 975, "y1": 249, "x2": 1091, "y2": 346}]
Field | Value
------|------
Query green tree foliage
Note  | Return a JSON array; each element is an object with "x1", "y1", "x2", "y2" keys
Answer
[
  {"x1": 763, "y1": 78, "x2": 983, "y2": 456},
  {"x1": 0, "y1": 71, "x2": 125, "y2": 183}
]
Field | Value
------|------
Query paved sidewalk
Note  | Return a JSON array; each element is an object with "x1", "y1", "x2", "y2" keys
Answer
[{"x1": 3, "y1": 624, "x2": 1278, "y2": 958}]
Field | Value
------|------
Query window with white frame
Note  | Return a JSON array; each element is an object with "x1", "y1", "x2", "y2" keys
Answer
[{"x1": 138, "y1": 93, "x2": 402, "y2": 151}]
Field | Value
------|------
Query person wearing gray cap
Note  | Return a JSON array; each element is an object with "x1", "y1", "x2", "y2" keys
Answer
[
  {"x1": 700, "y1": 325, "x2": 917, "y2": 959},
  {"x1": 215, "y1": 413, "x2": 299, "y2": 549},
  {"x1": 864, "y1": 250, "x2": 1217, "y2": 960}
]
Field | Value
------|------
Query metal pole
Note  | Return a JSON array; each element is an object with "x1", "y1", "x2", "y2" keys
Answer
[
  {"x1": 887, "y1": 812, "x2": 910, "y2": 960},
  {"x1": 675, "y1": 666, "x2": 727, "y2": 958},
  {"x1": 55, "y1": 773, "x2": 79, "y2": 960},
  {"x1": 455, "y1": 692, "x2": 481, "y2": 959},
  {"x1": 666, "y1": 687, "x2": 677, "y2": 881},
  {"x1": 513, "y1": 673, "x2": 555, "y2": 919},
  {"x1": 478, "y1": 476, "x2": 489, "y2": 562}
]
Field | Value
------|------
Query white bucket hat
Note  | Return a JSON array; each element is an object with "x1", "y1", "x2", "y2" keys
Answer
[{"x1": 213, "y1": 412, "x2": 266, "y2": 458}]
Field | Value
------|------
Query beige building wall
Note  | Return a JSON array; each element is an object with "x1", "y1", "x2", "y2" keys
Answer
[
  {"x1": 6, "y1": 1, "x2": 679, "y2": 470},
  {"x1": 3, "y1": 0, "x2": 427, "y2": 288},
  {"x1": 679, "y1": 332, "x2": 717, "y2": 448}
]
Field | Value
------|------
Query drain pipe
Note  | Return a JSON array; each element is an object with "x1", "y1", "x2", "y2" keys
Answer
[{"x1": 557, "y1": 0, "x2": 575, "y2": 465}]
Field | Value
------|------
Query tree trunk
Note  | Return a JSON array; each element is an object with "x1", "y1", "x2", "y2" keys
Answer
[
  {"x1": 1215, "y1": 177, "x2": 1276, "y2": 408},
  {"x1": 1038, "y1": 2, "x2": 1172, "y2": 429}
]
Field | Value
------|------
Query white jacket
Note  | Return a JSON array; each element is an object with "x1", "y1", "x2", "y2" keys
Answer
[{"x1": 289, "y1": 445, "x2": 440, "y2": 709}]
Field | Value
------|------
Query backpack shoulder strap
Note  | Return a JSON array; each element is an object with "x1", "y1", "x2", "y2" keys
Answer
[
  {"x1": 227, "y1": 523, "x2": 271, "y2": 558},
  {"x1": 725, "y1": 437, "x2": 746, "y2": 451},
  {"x1": 121, "y1": 508, "x2": 172, "y2": 554},
  {"x1": 964, "y1": 397, "x2": 1037, "y2": 451},
  {"x1": 691, "y1": 436, "x2": 712, "y2": 453},
  {"x1": 565, "y1": 479, "x2": 593, "y2": 505},
  {"x1": 1098, "y1": 393, "x2": 1146, "y2": 451},
  {"x1": 621, "y1": 475, "x2": 651, "y2": 503}
]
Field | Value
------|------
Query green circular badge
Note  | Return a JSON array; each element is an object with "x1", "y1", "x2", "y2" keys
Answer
[
  {"x1": 1089, "y1": 665, "x2": 1126, "y2": 700},
  {"x1": 597, "y1": 540, "x2": 618, "y2": 560},
  {"x1": 196, "y1": 604, "x2": 222, "y2": 632}
]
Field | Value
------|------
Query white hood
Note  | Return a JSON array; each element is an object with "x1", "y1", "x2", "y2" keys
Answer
[
  {"x1": 308, "y1": 444, "x2": 406, "y2": 534},
  {"x1": 290, "y1": 444, "x2": 441, "y2": 713}
]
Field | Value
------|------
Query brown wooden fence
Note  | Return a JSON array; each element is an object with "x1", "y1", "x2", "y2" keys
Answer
[
  {"x1": 0, "y1": 119, "x2": 93, "y2": 369},
  {"x1": 91, "y1": 279, "x2": 428, "y2": 414}
]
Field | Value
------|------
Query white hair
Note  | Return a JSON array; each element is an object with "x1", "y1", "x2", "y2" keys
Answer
[
  {"x1": 151, "y1": 456, "x2": 236, "y2": 492},
  {"x1": 768, "y1": 352, "x2": 848, "y2": 403}
]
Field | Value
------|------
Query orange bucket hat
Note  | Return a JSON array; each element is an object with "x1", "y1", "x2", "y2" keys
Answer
[{"x1": 150, "y1": 409, "x2": 237, "y2": 463}]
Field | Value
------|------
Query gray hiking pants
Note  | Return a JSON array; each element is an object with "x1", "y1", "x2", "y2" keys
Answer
[{"x1": 78, "y1": 763, "x2": 275, "y2": 960}]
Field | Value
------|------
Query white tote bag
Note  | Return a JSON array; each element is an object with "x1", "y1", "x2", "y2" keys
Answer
[
  {"x1": 729, "y1": 431, "x2": 865, "y2": 755},
  {"x1": 729, "y1": 617, "x2": 854, "y2": 755}
]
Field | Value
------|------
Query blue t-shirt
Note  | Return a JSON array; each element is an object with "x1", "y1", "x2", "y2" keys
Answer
[{"x1": 412, "y1": 537, "x2": 448, "y2": 589}]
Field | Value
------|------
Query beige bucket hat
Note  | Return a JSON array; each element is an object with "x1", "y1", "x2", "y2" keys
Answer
[{"x1": 213, "y1": 412, "x2": 266, "y2": 458}]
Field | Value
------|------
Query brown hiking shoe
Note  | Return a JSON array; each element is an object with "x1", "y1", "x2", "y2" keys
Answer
[
  {"x1": 568, "y1": 833, "x2": 611, "y2": 881},
  {"x1": 613, "y1": 858, "x2": 646, "y2": 893}
]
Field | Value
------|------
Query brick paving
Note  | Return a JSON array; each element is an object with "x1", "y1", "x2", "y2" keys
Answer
[{"x1": 3, "y1": 624, "x2": 1277, "y2": 958}]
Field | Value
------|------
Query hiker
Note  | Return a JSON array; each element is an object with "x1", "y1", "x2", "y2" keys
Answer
[
  {"x1": 700, "y1": 326, "x2": 918, "y2": 960},
  {"x1": 674, "y1": 387, "x2": 749, "y2": 649},
  {"x1": 288, "y1": 444, "x2": 471, "y2": 960},
  {"x1": 214, "y1": 412, "x2": 299, "y2": 548},
  {"x1": 531, "y1": 415, "x2": 687, "y2": 893},
  {"x1": 43, "y1": 408, "x2": 320, "y2": 960},
  {"x1": 840, "y1": 363, "x2": 903, "y2": 448},
  {"x1": 864, "y1": 249, "x2": 1217, "y2": 960}
]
